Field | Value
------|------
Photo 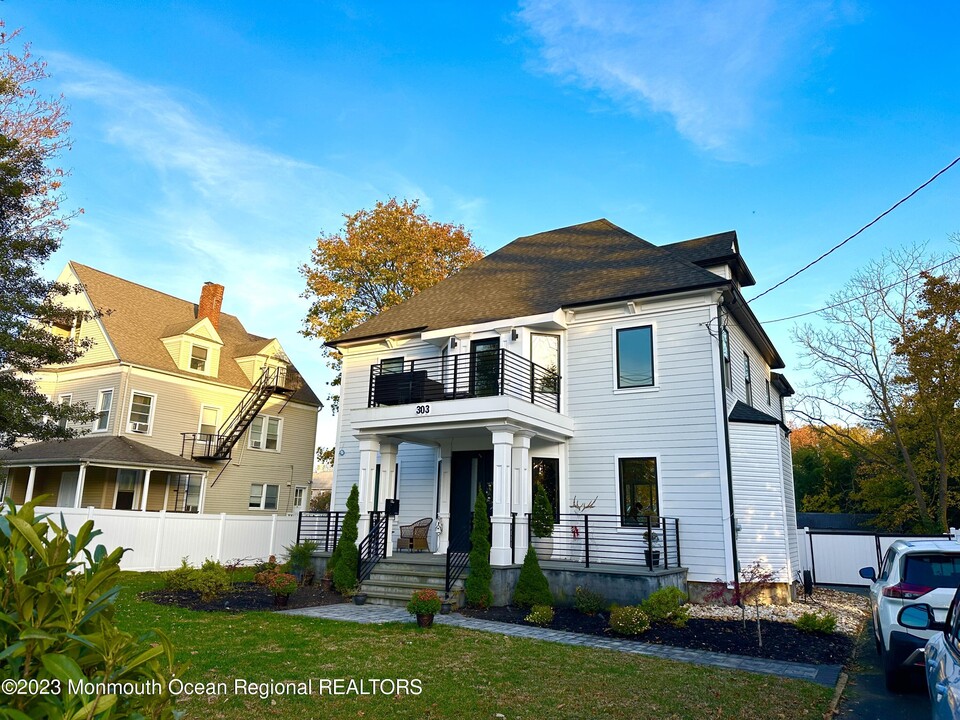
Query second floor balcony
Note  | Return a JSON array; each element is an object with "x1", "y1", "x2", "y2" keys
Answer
[{"x1": 367, "y1": 349, "x2": 561, "y2": 413}]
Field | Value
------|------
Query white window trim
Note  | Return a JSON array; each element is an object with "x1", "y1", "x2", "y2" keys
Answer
[
  {"x1": 613, "y1": 452, "x2": 664, "y2": 534},
  {"x1": 611, "y1": 322, "x2": 659, "y2": 394},
  {"x1": 293, "y1": 485, "x2": 307, "y2": 511},
  {"x1": 57, "y1": 394, "x2": 73, "y2": 430},
  {"x1": 93, "y1": 388, "x2": 113, "y2": 433},
  {"x1": 126, "y1": 390, "x2": 157, "y2": 436},
  {"x1": 188, "y1": 342, "x2": 214, "y2": 375},
  {"x1": 249, "y1": 483, "x2": 280, "y2": 511},
  {"x1": 197, "y1": 404, "x2": 221, "y2": 436},
  {"x1": 248, "y1": 414, "x2": 282, "y2": 453}
]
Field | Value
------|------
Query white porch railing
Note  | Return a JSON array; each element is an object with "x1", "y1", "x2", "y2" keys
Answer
[{"x1": 34, "y1": 506, "x2": 299, "y2": 571}]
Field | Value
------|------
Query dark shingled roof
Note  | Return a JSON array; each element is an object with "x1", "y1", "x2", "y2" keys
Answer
[
  {"x1": 728, "y1": 401, "x2": 784, "y2": 427},
  {"x1": 662, "y1": 231, "x2": 756, "y2": 287},
  {"x1": 0, "y1": 436, "x2": 209, "y2": 471},
  {"x1": 71, "y1": 263, "x2": 321, "y2": 407},
  {"x1": 332, "y1": 219, "x2": 731, "y2": 345}
]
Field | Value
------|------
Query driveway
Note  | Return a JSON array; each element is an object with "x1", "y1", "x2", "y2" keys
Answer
[{"x1": 837, "y1": 618, "x2": 929, "y2": 720}]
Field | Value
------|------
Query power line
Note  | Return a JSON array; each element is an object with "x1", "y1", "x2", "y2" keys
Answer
[
  {"x1": 749, "y1": 155, "x2": 960, "y2": 304},
  {"x1": 761, "y1": 254, "x2": 960, "y2": 324}
]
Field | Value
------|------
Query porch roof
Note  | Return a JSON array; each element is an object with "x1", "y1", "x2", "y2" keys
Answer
[{"x1": 0, "y1": 436, "x2": 209, "y2": 472}]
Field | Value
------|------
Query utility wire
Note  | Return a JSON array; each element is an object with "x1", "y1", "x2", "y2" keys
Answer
[
  {"x1": 749, "y1": 155, "x2": 960, "y2": 304},
  {"x1": 761, "y1": 254, "x2": 960, "y2": 324}
]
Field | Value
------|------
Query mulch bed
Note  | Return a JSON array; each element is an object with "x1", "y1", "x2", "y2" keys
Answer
[
  {"x1": 459, "y1": 605, "x2": 855, "y2": 665},
  {"x1": 140, "y1": 581, "x2": 344, "y2": 613}
]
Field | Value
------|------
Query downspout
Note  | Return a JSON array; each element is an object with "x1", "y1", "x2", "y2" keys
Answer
[{"x1": 717, "y1": 298, "x2": 741, "y2": 597}]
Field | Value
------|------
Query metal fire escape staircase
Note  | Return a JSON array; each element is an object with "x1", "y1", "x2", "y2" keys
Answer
[{"x1": 182, "y1": 366, "x2": 292, "y2": 462}]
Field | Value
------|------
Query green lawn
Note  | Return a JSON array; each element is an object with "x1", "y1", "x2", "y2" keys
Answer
[{"x1": 115, "y1": 573, "x2": 832, "y2": 720}]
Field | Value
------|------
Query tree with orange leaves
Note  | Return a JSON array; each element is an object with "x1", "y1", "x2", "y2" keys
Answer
[{"x1": 300, "y1": 197, "x2": 483, "y2": 411}]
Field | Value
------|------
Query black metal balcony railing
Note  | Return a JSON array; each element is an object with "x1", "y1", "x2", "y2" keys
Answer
[
  {"x1": 525, "y1": 513, "x2": 681, "y2": 570},
  {"x1": 368, "y1": 349, "x2": 561, "y2": 412},
  {"x1": 296, "y1": 511, "x2": 345, "y2": 552}
]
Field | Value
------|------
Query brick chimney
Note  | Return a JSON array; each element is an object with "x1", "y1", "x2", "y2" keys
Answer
[{"x1": 198, "y1": 282, "x2": 224, "y2": 330}]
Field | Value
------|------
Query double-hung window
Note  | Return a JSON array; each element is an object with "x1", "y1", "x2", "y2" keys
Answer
[
  {"x1": 249, "y1": 483, "x2": 279, "y2": 510},
  {"x1": 619, "y1": 457, "x2": 659, "y2": 527},
  {"x1": 616, "y1": 326, "x2": 654, "y2": 389},
  {"x1": 57, "y1": 394, "x2": 72, "y2": 430},
  {"x1": 95, "y1": 389, "x2": 113, "y2": 432},
  {"x1": 127, "y1": 392, "x2": 155, "y2": 434},
  {"x1": 190, "y1": 345, "x2": 208, "y2": 372},
  {"x1": 249, "y1": 415, "x2": 281, "y2": 451}
]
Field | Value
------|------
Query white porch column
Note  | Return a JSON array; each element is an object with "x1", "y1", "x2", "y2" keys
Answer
[
  {"x1": 378, "y1": 439, "x2": 398, "y2": 558},
  {"x1": 356, "y1": 434, "x2": 380, "y2": 541},
  {"x1": 24, "y1": 466, "x2": 37, "y2": 503},
  {"x1": 435, "y1": 440, "x2": 452, "y2": 554},
  {"x1": 488, "y1": 424, "x2": 518, "y2": 567},
  {"x1": 140, "y1": 469, "x2": 152, "y2": 511},
  {"x1": 73, "y1": 462, "x2": 88, "y2": 508},
  {"x1": 511, "y1": 431, "x2": 535, "y2": 561}
]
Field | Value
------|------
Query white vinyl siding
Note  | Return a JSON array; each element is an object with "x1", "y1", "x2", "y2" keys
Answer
[
  {"x1": 730, "y1": 421, "x2": 791, "y2": 583},
  {"x1": 781, "y1": 429, "x2": 801, "y2": 577}
]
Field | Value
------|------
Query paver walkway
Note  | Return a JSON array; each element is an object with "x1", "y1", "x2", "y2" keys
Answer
[{"x1": 285, "y1": 603, "x2": 842, "y2": 687}]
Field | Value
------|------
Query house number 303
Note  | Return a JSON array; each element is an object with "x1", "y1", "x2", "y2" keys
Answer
[{"x1": 415, "y1": 405, "x2": 430, "y2": 415}]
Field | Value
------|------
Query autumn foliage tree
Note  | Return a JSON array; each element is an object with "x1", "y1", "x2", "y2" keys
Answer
[
  {"x1": 300, "y1": 197, "x2": 483, "y2": 411},
  {"x1": 0, "y1": 24, "x2": 96, "y2": 450}
]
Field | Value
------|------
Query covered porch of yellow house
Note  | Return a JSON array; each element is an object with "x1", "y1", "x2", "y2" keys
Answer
[{"x1": 0, "y1": 436, "x2": 209, "y2": 512}]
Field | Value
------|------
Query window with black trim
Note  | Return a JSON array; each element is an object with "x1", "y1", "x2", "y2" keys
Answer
[
  {"x1": 765, "y1": 378, "x2": 771, "y2": 405},
  {"x1": 380, "y1": 357, "x2": 405, "y2": 373},
  {"x1": 744, "y1": 353, "x2": 753, "y2": 406},
  {"x1": 532, "y1": 457, "x2": 560, "y2": 523},
  {"x1": 619, "y1": 457, "x2": 658, "y2": 526},
  {"x1": 722, "y1": 328, "x2": 731, "y2": 389},
  {"x1": 616, "y1": 326, "x2": 654, "y2": 388}
]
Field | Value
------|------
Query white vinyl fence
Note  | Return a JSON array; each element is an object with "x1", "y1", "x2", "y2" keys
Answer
[
  {"x1": 37, "y1": 506, "x2": 300, "y2": 571},
  {"x1": 797, "y1": 527, "x2": 960, "y2": 586}
]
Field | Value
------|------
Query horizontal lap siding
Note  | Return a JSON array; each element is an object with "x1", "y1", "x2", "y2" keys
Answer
[
  {"x1": 730, "y1": 422, "x2": 790, "y2": 581},
  {"x1": 781, "y1": 431, "x2": 800, "y2": 576},
  {"x1": 566, "y1": 304, "x2": 728, "y2": 583}
]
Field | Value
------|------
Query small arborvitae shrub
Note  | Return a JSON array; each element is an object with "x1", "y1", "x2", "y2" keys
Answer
[
  {"x1": 531, "y1": 483, "x2": 555, "y2": 538},
  {"x1": 795, "y1": 612, "x2": 838, "y2": 634},
  {"x1": 526, "y1": 604, "x2": 555, "y2": 627},
  {"x1": 163, "y1": 557, "x2": 196, "y2": 591},
  {"x1": 608, "y1": 605, "x2": 651, "y2": 636},
  {"x1": 1, "y1": 498, "x2": 180, "y2": 718},
  {"x1": 642, "y1": 586, "x2": 690, "y2": 628},
  {"x1": 193, "y1": 560, "x2": 230, "y2": 601},
  {"x1": 333, "y1": 484, "x2": 361, "y2": 593},
  {"x1": 513, "y1": 545, "x2": 553, "y2": 608},
  {"x1": 465, "y1": 490, "x2": 493, "y2": 607},
  {"x1": 574, "y1": 585, "x2": 607, "y2": 615}
]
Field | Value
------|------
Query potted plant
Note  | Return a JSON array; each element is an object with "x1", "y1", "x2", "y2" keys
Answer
[
  {"x1": 407, "y1": 588, "x2": 442, "y2": 628},
  {"x1": 440, "y1": 595, "x2": 454, "y2": 615},
  {"x1": 351, "y1": 586, "x2": 367, "y2": 605},
  {"x1": 265, "y1": 572, "x2": 298, "y2": 608},
  {"x1": 641, "y1": 509, "x2": 661, "y2": 566},
  {"x1": 320, "y1": 569, "x2": 334, "y2": 592},
  {"x1": 531, "y1": 483, "x2": 555, "y2": 559}
]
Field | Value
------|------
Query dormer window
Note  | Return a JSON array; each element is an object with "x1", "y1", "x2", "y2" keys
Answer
[{"x1": 190, "y1": 345, "x2": 208, "y2": 372}]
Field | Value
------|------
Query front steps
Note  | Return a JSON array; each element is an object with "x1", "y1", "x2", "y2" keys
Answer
[{"x1": 360, "y1": 553, "x2": 465, "y2": 608}]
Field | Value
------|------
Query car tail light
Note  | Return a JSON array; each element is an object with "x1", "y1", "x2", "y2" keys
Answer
[{"x1": 883, "y1": 582, "x2": 933, "y2": 600}]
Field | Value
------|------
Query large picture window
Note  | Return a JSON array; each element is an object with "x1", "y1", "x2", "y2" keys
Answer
[
  {"x1": 616, "y1": 326, "x2": 654, "y2": 388},
  {"x1": 619, "y1": 457, "x2": 659, "y2": 526}
]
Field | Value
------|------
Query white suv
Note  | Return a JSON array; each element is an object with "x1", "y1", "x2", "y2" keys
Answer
[{"x1": 860, "y1": 539, "x2": 960, "y2": 691}]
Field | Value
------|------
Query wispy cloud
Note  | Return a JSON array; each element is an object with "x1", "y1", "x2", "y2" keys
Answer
[{"x1": 518, "y1": 0, "x2": 844, "y2": 155}]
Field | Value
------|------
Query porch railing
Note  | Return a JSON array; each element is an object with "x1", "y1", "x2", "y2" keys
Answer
[
  {"x1": 297, "y1": 511, "x2": 344, "y2": 552},
  {"x1": 525, "y1": 513, "x2": 681, "y2": 570},
  {"x1": 358, "y1": 511, "x2": 387, "y2": 583},
  {"x1": 445, "y1": 513, "x2": 473, "y2": 594},
  {"x1": 368, "y1": 349, "x2": 561, "y2": 412}
]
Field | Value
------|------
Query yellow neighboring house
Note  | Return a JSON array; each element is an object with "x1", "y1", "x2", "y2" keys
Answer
[{"x1": 0, "y1": 262, "x2": 322, "y2": 515}]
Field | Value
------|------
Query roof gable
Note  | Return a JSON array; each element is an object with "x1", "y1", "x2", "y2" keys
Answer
[{"x1": 332, "y1": 219, "x2": 728, "y2": 344}]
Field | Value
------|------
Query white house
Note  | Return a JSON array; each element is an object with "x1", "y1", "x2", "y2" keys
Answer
[{"x1": 323, "y1": 219, "x2": 798, "y2": 605}]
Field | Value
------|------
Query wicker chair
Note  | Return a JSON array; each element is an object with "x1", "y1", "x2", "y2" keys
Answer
[{"x1": 398, "y1": 517, "x2": 432, "y2": 552}]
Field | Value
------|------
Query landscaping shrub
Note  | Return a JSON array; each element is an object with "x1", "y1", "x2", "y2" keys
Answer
[
  {"x1": 163, "y1": 557, "x2": 196, "y2": 591},
  {"x1": 465, "y1": 490, "x2": 493, "y2": 607},
  {"x1": 642, "y1": 586, "x2": 689, "y2": 628},
  {"x1": 332, "y1": 484, "x2": 360, "y2": 593},
  {"x1": 406, "y1": 588, "x2": 442, "y2": 616},
  {"x1": 526, "y1": 604, "x2": 555, "y2": 626},
  {"x1": 513, "y1": 544, "x2": 552, "y2": 608},
  {"x1": 285, "y1": 539, "x2": 319, "y2": 582},
  {"x1": 795, "y1": 612, "x2": 838, "y2": 634},
  {"x1": 608, "y1": 605, "x2": 651, "y2": 636},
  {"x1": 0, "y1": 498, "x2": 179, "y2": 718},
  {"x1": 531, "y1": 483, "x2": 555, "y2": 538},
  {"x1": 164, "y1": 558, "x2": 229, "y2": 601},
  {"x1": 574, "y1": 585, "x2": 607, "y2": 615}
]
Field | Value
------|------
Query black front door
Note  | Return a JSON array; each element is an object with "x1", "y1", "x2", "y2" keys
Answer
[
  {"x1": 470, "y1": 338, "x2": 500, "y2": 397},
  {"x1": 449, "y1": 450, "x2": 493, "y2": 551}
]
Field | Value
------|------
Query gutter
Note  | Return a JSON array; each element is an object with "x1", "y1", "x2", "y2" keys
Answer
[{"x1": 716, "y1": 298, "x2": 741, "y2": 595}]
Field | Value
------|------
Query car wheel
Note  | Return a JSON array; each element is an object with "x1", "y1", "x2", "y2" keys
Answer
[{"x1": 882, "y1": 647, "x2": 907, "y2": 692}]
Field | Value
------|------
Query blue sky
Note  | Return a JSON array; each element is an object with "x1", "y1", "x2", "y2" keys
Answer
[{"x1": 8, "y1": 1, "x2": 960, "y2": 446}]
